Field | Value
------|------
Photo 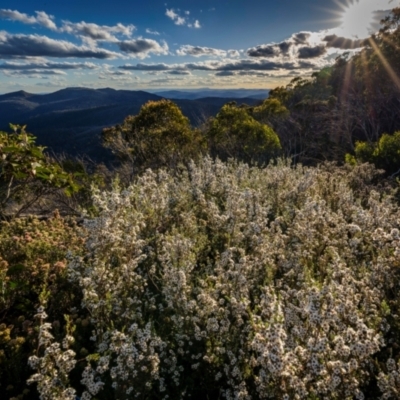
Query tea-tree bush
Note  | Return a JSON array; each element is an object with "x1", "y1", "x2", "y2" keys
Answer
[
  {"x1": 31, "y1": 158, "x2": 400, "y2": 399},
  {"x1": 0, "y1": 212, "x2": 86, "y2": 400}
]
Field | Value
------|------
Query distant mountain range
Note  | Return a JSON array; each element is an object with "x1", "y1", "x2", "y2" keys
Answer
[
  {"x1": 0, "y1": 87, "x2": 268, "y2": 163},
  {"x1": 151, "y1": 88, "x2": 271, "y2": 100}
]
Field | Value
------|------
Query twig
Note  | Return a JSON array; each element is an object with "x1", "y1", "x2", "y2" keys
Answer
[{"x1": 390, "y1": 168, "x2": 400, "y2": 178}]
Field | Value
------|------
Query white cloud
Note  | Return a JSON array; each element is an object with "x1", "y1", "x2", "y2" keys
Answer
[
  {"x1": 146, "y1": 29, "x2": 160, "y2": 35},
  {"x1": 0, "y1": 61, "x2": 98, "y2": 70},
  {"x1": 119, "y1": 58, "x2": 317, "y2": 73},
  {"x1": 166, "y1": 9, "x2": 186, "y2": 25},
  {"x1": 34, "y1": 11, "x2": 58, "y2": 30},
  {"x1": 0, "y1": 31, "x2": 119, "y2": 59},
  {"x1": 3, "y1": 69, "x2": 67, "y2": 78},
  {"x1": 177, "y1": 45, "x2": 226, "y2": 57},
  {"x1": 188, "y1": 20, "x2": 201, "y2": 29},
  {"x1": 0, "y1": 9, "x2": 57, "y2": 30},
  {"x1": 98, "y1": 68, "x2": 140, "y2": 82},
  {"x1": 227, "y1": 50, "x2": 240, "y2": 58},
  {"x1": 61, "y1": 21, "x2": 135, "y2": 42},
  {"x1": 117, "y1": 38, "x2": 169, "y2": 58},
  {"x1": 165, "y1": 9, "x2": 201, "y2": 28},
  {"x1": 165, "y1": 70, "x2": 191, "y2": 75},
  {"x1": 247, "y1": 32, "x2": 314, "y2": 59}
]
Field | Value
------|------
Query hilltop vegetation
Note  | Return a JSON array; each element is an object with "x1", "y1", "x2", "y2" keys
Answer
[
  {"x1": 265, "y1": 7, "x2": 400, "y2": 168},
  {"x1": 1, "y1": 7, "x2": 400, "y2": 400}
]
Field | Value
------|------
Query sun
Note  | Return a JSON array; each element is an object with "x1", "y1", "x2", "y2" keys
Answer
[{"x1": 338, "y1": 0, "x2": 377, "y2": 38}]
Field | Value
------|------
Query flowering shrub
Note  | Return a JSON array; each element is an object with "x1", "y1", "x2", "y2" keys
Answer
[
  {"x1": 0, "y1": 212, "x2": 86, "y2": 400},
  {"x1": 31, "y1": 158, "x2": 400, "y2": 399},
  {"x1": 28, "y1": 309, "x2": 78, "y2": 400}
]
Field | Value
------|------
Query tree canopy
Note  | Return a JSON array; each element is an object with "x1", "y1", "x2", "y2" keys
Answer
[
  {"x1": 264, "y1": 7, "x2": 400, "y2": 167},
  {"x1": 102, "y1": 99, "x2": 205, "y2": 173},
  {"x1": 207, "y1": 102, "x2": 281, "y2": 163}
]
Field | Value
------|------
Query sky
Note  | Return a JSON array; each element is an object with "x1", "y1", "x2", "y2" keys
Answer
[{"x1": 0, "y1": 0, "x2": 398, "y2": 93}]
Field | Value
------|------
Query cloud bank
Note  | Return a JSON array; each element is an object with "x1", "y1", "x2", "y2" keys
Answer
[
  {"x1": 0, "y1": 32, "x2": 119, "y2": 59},
  {"x1": 119, "y1": 58, "x2": 316, "y2": 73}
]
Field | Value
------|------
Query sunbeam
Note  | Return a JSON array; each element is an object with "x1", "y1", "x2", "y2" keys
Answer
[{"x1": 339, "y1": 0, "x2": 379, "y2": 38}]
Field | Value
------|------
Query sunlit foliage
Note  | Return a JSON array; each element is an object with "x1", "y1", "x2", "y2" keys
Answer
[
  {"x1": 102, "y1": 99, "x2": 206, "y2": 174},
  {"x1": 346, "y1": 131, "x2": 400, "y2": 175},
  {"x1": 207, "y1": 102, "x2": 281, "y2": 163}
]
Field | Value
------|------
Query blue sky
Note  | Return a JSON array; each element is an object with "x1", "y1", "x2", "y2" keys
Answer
[{"x1": 0, "y1": 0, "x2": 397, "y2": 93}]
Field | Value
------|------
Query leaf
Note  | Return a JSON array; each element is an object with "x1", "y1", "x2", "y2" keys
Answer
[
  {"x1": 3, "y1": 146, "x2": 20, "y2": 153},
  {"x1": 8, "y1": 281, "x2": 18, "y2": 290},
  {"x1": 9, "y1": 123, "x2": 17, "y2": 132},
  {"x1": 7, "y1": 264, "x2": 26, "y2": 276},
  {"x1": 13, "y1": 171, "x2": 28, "y2": 180},
  {"x1": 64, "y1": 187, "x2": 74, "y2": 197},
  {"x1": 30, "y1": 148, "x2": 45, "y2": 159},
  {"x1": 87, "y1": 353, "x2": 100, "y2": 362}
]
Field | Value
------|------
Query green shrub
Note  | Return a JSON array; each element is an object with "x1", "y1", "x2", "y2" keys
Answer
[
  {"x1": 348, "y1": 131, "x2": 400, "y2": 175},
  {"x1": 0, "y1": 125, "x2": 80, "y2": 219}
]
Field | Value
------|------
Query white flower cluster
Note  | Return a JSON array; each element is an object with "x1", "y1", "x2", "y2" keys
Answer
[
  {"x1": 378, "y1": 358, "x2": 400, "y2": 399},
  {"x1": 34, "y1": 158, "x2": 400, "y2": 398},
  {"x1": 28, "y1": 307, "x2": 77, "y2": 400}
]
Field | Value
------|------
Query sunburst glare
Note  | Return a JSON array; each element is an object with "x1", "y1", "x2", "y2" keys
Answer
[{"x1": 335, "y1": 0, "x2": 396, "y2": 39}]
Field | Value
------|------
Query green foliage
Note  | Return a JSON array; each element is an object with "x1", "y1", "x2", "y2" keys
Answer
[
  {"x1": 350, "y1": 131, "x2": 400, "y2": 174},
  {"x1": 250, "y1": 97, "x2": 289, "y2": 123},
  {"x1": 0, "y1": 125, "x2": 80, "y2": 219},
  {"x1": 102, "y1": 99, "x2": 206, "y2": 173},
  {"x1": 344, "y1": 153, "x2": 357, "y2": 166},
  {"x1": 207, "y1": 102, "x2": 281, "y2": 163}
]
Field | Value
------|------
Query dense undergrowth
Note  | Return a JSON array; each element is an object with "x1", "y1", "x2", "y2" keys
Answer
[{"x1": 2, "y1": 158, "x2": 399, "y2": 399}]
